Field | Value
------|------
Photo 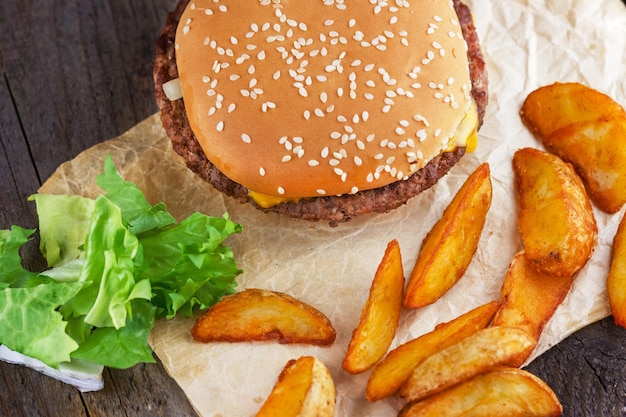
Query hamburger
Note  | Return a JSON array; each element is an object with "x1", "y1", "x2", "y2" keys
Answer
[{"x1": 154, "y1": 0, "x2": 488, "y2": 226}]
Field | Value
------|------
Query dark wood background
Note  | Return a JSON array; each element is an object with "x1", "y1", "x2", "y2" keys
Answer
[{"x1": 0, "y1": 1, "x2": 625, "y2": 416}]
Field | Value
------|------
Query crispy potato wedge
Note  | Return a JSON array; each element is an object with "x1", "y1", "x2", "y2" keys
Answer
[
  {"x1": 404, "y1": 163, "x2": 492, "y2": 308},
  {"x1": 191, "y1": 288, "x2": 336, "y2": 345},
  {"x1": 492, "y1": 252, "x2": 575, "y2": 345},
  {"x1": 255, "y1": 356, "x2": 335, "y2": 417},
  {"x1": 608, "y1": 213, "x2": 626, "y2": 328},
  {"x1": 521, "y1": 82, "x2": 626, "y2": 213},
  {"x1": 520, "y1": 82, "x2": 624, "y2": 138},
  {"x1": 343, "y1": 240, "x2": 405, "y2": 374},
  {"x1": 513, "y1": 148, "x2": 597, "y2": 277},
  {"x1": 398, "y1": 367, "x2": 563, "y2": 417},
  {"x1": 365, "y1": 301, "x2": 500, "y2": 402},
  {"x1": 400, "y1": 326, "x2": 536, "y2": 403}
]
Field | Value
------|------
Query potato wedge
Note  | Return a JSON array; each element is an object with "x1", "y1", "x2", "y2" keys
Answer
[
  {"x1": 404, "y1": 163, "x2": 492, "y2": 308},
  {"x1": 255, "y1": 356, "x2": 335, "y2": 417},
  {"x1": 513, "y1": 147, "x2": 597, "y2": 277},
  {"x1": 365, "y1": 301, "x2": 500, "y2": 402},
  {"x1": 608, "y1": 213, "x2": 626, "y2": 328},
  {"x1": 521, "y1": 82, "x2": 626, "y2": 213},
  {"x1": 400, "y1": 326, "x2": 536, "y2": 403},
  {"x1": 342, "y1": 240, "x2": 405, "y2": 374},
  {"x1": 520, "y1": 82, "x2": 624, "y2": 138},
  {"x1": 398, "y1": 367, "x2": 563, "y2": 417},
  {"x1": 191, "y1": 288, "x2": 336, "y2": 345},
  {"x1": 492, "y1": 251, "x2": 575, "y2": 345}
]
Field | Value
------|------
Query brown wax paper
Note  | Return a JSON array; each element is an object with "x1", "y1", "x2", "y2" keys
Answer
[{"x1": 40, "y1": 0, "x2": 626, "y2": 415}]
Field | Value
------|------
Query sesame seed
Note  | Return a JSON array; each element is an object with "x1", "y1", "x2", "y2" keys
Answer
[
  {"x1": 216, "y1": 121, "x2": 224, "y2": 131},
  {"x1": 242, "y1": 133, "x2": 252, "y2": 143},
  {"x1": 277, "y1": 187, "x2": 285, "y2": 195},
  {"x1": 259, "y1": 167, "x2": 266, "y2": 176}
]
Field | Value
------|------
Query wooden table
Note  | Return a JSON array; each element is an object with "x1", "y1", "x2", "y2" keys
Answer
[{"x1": 1, "y1": 1, "x2": 625, "y2": 416}]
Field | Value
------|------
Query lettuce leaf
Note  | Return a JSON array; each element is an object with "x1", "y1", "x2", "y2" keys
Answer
[
  {"x1": 0, "y1": 230, "x2": 85, "y2": 365},
  {"x1": 0, "y1": 156, "x2": 242, "y2": 370},
  {"x1": 30, "y1": 194, "x2": 95, "y2": 267},
  {"x1": 70, "y1": 300, "x2": 156, "y2": 368},
  {"x1": 0, "y1": 226, "x2": 38, "y2": 289}
]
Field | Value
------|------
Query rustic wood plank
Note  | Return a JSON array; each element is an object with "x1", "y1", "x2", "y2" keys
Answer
[
  {"x1": 84, "y1": 362, "x2": 199, "y2": 417},
  {"x1": 526, "y1": 317, "x2": 626, "y2": 417},
  {"x1": 0, "y1": 1, "x2": 197, "y2": 416}
]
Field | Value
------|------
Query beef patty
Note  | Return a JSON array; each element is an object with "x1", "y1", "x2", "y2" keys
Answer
[{"x1": 153, "y1": 0, "x2": 488, "y2": 226}]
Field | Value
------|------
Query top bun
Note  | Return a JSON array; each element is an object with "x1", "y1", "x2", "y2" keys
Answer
[{"x1": 175, "y1": 0, "x2": 473, "y2": 199}]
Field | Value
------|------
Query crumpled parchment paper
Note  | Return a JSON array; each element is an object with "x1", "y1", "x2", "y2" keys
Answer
[{"x1": 39, "y1": 0, "x2": 626, "y2": 415}]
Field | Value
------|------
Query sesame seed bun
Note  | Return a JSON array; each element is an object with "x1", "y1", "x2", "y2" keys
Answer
[{"x1": 154, "y1": 0, "x2": 488, "y2": 225}]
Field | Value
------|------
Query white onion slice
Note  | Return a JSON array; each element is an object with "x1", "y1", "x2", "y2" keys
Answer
[{"x1": 163, "y1": 78, "x2": 183, "y2": 101}]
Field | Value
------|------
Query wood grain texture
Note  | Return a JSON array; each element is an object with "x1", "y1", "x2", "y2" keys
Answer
[
  {"x1": 0, "y1": 0, "x2": 625, "y2": 416},
  {"x1": 0, "y1": 1, "x2": 198, "y2": 416}
]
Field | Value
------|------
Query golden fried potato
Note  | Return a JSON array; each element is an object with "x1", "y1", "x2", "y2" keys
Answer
[
  {"x1": 520, "y1": 82, "x2": 624, "y2": 138},
  {"x1": 404, "y1": 163, "x2": 492, "y2": 308},
  {"x1": 255, "y1": 356, "x2": 335, "y2": 417},
  {"x1": 608, "y1": 213, "x2": 626, "y2": 329},
  {"x1": 365, "y1": 301, "x2": 500, "y2": 402},
  {"x1": 400, "y1": 326, "x2": 536, "y2": 403},
  {"x1": 492, "y1": 252, "x2": 576, "y2": 346},
  {"x1": 398, "y1": 367, "x2": 563, "y2": 417},
  {"x1": 342, "y1": 240, "x2": 405, "y2": 374},
  {"x1": 521, "y1": 82, "x2": 626, "y2": 213},
  {"x1": 513, "y1": 147, "x2": 597, "y2": 277},
  {"x1": 191, "y1": 288, "x2": 336, "y2": 345}
]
